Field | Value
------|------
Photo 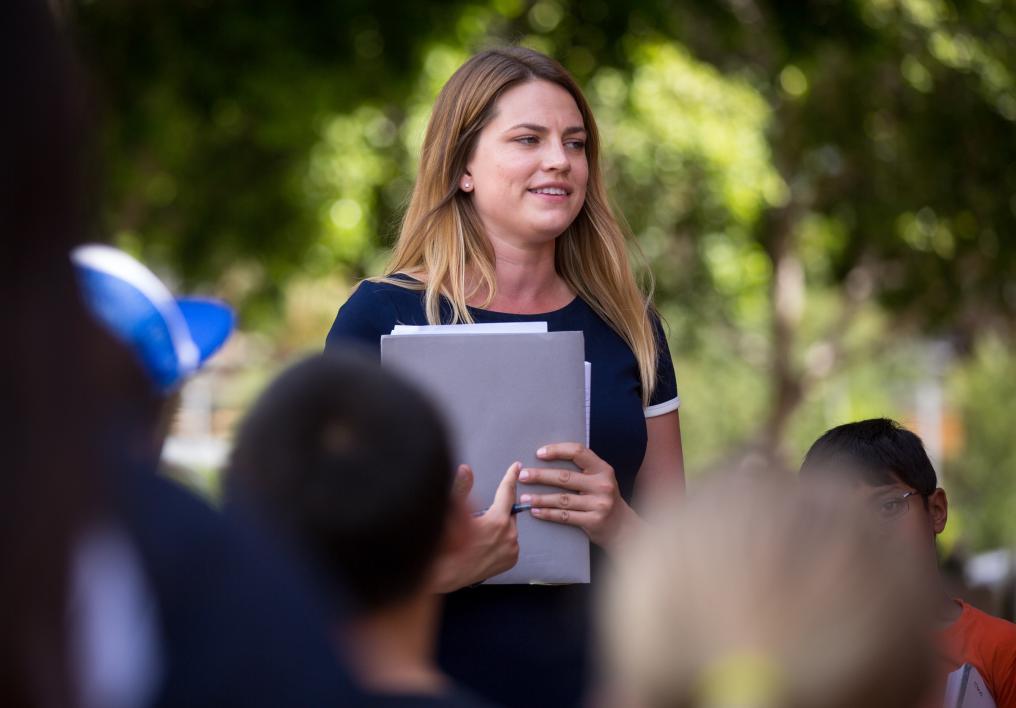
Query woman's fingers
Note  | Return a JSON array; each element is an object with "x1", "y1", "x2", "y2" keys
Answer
[
  {"x1": 489, "y1": 461, "x2": 522, "y2": 516},
  {"x1": 452, "y1": 464, "x2": 474, "y2": 500},
  {"x1": 536, "y1": 442, "x2": 607, "y2": 472},
  {"x1": 529, "y1": 507, "x2": 596, "y2": 528},
  {"x1": 520, "y1": 491, "x2": 605, "y2": 513},
  {"x1": 522, "y1": 444, "x2": 626, "y2": 546},
  {"x1": 519, "y1": 465, "x2": 598, "y2": 493}
]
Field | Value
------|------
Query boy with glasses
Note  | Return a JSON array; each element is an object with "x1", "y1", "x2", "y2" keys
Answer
[{"x1": 800, "y1": 418, "x2": 1016, "y2": 707}]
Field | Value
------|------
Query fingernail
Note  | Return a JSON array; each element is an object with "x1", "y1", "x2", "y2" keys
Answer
[
  {"x1": 519, "y1": 469, "x2": 530, "y2": 481},
  {"x1": 531, "y1": 507, "x2": 542, "y2": 516},
  {"x1": 520, "y1": 494, "x2": 532, "y2": 503},
  {"x1": 537, "y1": 447, "x2": 548, "y2": 457}
]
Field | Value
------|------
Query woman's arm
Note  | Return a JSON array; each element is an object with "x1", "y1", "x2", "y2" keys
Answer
[
  {"x1": 634, "y1": 310, "x2": 684, "y2": 501},
  {"x1": 634, "y1": 410, "x2": 686, "y2": 503}
]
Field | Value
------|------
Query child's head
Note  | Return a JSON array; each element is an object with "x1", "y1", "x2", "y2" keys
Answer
[
  {"x1": 601, "y1": 471, "x2": 934, "y2": 708},
  {"x1": 799, "y1": 418, "x2": 947, "y2": 569},
  {"x1": 71, "y1": 244, "x2": 235, "y2": 456},
  {"x1": 800, "y1": 418, "x2": 937, "y2": 492},
  {"x1": 72, "y1": 244, "x2": 234, "y2": 396},
  {"x1": 226, "y1": 351, "x2": 464, "y2": 615}
]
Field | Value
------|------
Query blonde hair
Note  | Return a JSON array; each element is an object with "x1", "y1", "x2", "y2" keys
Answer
[
  {"x1": 601, "y1": 473, "x2": 935, "y2": 708},
  {"x1": 375, "y1": 46, "x2": 659, "y2": 405}
]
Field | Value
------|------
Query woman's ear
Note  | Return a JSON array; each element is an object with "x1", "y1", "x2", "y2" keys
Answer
[
  {"x1": 459, "y1": 170, "x2": 473, "y2": 192},
  {"x1": 927, "y1": 488, "x2": 948, "y2": 535}
]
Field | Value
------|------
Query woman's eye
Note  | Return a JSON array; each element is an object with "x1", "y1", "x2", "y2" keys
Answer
[
  {"x1": 515, "y1": 136, "x2": 539, "y2": 145},
  {"x1": 566, "y1": 140, "x2": 586, "y2": 150}
]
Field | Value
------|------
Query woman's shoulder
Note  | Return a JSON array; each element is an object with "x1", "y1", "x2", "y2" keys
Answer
[
  {"x1": 347, "y1": 273, "x2": 426, "y2": 308},
  {"x1": 363, "y1": 271, "x2": 424, "y2": 290},
  {"x1": 325, "y1": 276, "x2": 423, "y2": 352}
]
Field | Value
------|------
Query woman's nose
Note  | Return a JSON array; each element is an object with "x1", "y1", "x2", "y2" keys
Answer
[{"x1": 541, "y1": 140, "x2": 570, "y2": 171}]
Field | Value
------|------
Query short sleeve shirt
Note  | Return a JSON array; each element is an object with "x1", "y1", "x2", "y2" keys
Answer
[{"x1": 940, "y1": 600, "x2": 1016, "y2": 708}]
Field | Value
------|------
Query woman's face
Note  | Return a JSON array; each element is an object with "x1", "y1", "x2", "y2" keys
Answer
[{"x1": 461, "y1": 79, "x2": 589, "y2": 248}]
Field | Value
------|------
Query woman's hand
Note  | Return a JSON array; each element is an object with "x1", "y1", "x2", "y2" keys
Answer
[
  {"x1": 430, "y1": 462, "x2": 521, "y2": 592},
  {"x1": 518, "y1": 443, "x2": 641, "y2": 550}
]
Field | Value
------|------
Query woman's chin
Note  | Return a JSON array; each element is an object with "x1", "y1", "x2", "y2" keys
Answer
[
  {"x1": 523, "y1": 217, "x2": 580, "y2": 242},
  {"x1": 528, "y1": 228, "x2": 572, "y2": 245}
]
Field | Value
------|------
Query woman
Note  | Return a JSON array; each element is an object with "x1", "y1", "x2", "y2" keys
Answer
[{"x1": 326, "y1": 46, "x2": 685, "y2": 707}]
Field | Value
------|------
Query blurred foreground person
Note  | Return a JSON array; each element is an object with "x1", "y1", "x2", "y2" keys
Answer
[
  {"x1": 67, "y1": 251, "x2": 363, "y2": 708},
  {"x1": 226, "y1": 352, "x2": 498, "y2": 707},
  {"x1": 2, "y1": 0, "x2": 112, "y2": 703},
  {"x1": 801, "y1": 418, "x2": 1016, "y2": 707},
  {"x1": 601, "y1": 472, "x2": 935, "y2": 708},
  {"x1": 2, "y1": 2, "x2": 360, "y2": 706},
  {"x1": 71, "y1": 242, "x2": 234, "y2": 459}
]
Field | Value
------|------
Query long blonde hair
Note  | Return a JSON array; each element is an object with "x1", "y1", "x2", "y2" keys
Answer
[
  {"x1": 602, "y1": 473, "x2": 935, "y2": 708},
  {"x1": 376, "y1": 46, "x2": 660, "y2": 405}
]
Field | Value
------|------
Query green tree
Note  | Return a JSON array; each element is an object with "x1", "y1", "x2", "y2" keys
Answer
[{"x1": 71, "y1": 0, "x2": 1016, "y2": 547}]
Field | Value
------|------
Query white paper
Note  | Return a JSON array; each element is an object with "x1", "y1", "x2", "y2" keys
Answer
[
  {"x1": 945, "y1": 664, "x2": 996, "y2": 708},
  {"x1": 391, "y1": 322, "x2": 548, "y2": 335},
  {"x1": 584, "y1": 362, "x2": 591, "y2": 447}
]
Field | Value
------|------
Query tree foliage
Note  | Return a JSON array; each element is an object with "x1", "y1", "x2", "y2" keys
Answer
[{"x1": 72, "y1": 0, "x2": 1016, "y2": 547}]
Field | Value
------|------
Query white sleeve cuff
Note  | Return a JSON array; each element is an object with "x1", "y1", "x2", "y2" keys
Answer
[{"x1": 644, "y1": 396, "x2": 680, "y2": 418}]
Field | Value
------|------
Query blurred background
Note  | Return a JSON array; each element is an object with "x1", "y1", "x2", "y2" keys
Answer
[{"x1": 63, "y1": 0, "x2": 1014, "y2": 605}]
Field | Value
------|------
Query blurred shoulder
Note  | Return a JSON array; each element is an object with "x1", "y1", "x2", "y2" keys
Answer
[{"x1": 967, "y1": 603, "x2": 1016, "y2": 638}]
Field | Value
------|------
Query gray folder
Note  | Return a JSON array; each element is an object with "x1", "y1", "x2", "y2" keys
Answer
[{"x1": 381, "y1": 331, "x2": 590, "y2": 584}]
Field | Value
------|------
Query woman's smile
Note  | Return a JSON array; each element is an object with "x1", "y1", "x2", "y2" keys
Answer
[{"x1": 527, "y1": 181, "x2": 573, "y2": 204}]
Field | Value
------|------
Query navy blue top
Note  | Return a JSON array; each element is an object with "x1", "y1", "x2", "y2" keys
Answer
[{"x1": 325, "y1": 276, "x2": 679, "y2": 708}]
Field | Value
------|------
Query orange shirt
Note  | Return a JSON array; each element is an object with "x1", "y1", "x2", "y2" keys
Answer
[{"x1": 939, "y1": 599, "x2": 1016, "y2": 708}]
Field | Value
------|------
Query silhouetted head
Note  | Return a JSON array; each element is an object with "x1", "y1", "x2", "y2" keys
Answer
[{"x1": 226, "y1": 351, "x2": 462, "y2": 615}]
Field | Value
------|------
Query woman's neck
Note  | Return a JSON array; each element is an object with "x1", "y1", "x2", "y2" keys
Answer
[{"x1": 473, "y1": 232, "x2": 573, "y2": 314}]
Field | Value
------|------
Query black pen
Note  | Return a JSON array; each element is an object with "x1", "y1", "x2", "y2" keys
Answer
[{"x1": 472, "y1": 503, "x2": 532, "y2": 517}]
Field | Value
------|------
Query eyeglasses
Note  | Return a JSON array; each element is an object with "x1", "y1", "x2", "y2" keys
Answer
[{"x1": 874, "y1": 490, "x2": 921, "y2": 523}]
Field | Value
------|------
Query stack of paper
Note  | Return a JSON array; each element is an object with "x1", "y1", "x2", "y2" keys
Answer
[{"x1": 381, "y1": 323, "x2": 590, "y2": 585}]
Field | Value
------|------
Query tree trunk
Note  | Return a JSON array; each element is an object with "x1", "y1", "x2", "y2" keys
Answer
[{"x1": 760, "y1": 203, "x2": 805, "y2": 468}]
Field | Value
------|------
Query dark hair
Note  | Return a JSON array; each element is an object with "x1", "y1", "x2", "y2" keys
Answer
[
  {"x1": 226, "y1": 351, "x2": 455, "y2": 613},
  {"x1": 799, "y1": 418, "x2": 938, "y2": 495},
  {"x1": 1, "y1": 0, "x2": 165, "y2": 703},
  {"x1": 1, "y1": 2, "x2": 100, "y2": 705}
]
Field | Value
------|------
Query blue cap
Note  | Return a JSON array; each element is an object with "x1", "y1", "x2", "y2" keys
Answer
[{"x1": 72, "y1": 244, "x2": 235, "y2": 392}]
